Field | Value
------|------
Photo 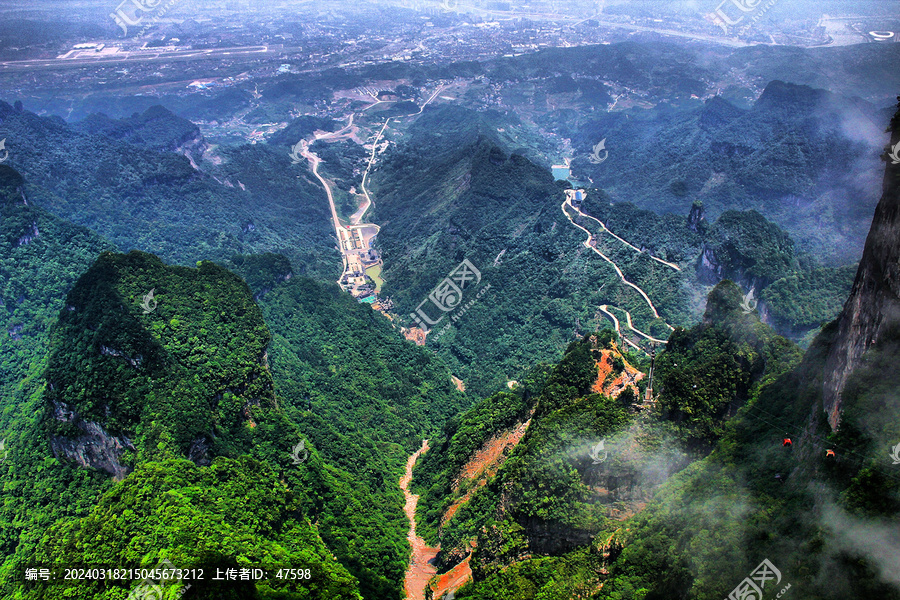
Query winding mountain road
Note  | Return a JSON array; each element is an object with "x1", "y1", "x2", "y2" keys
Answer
[
  {"x1": 562, "y1": 197, "x2": 675, "y2": 345},
  {"x1": 598, "y1": 305, "x2": 642, "y2": 351},
  {"x1": 624, "y1": 309, "x2": 670, "y2": 343},
  {"x1": 567, "y1": 200, "x2": 680, "y2": 271},
  {"x1": 562, "y1": 198, "x2": 667, "y2": 320}
]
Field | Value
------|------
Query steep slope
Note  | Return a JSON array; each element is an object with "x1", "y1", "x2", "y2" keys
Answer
[
  {"x1": 579, "y1": 196, "x2": 855, "y2": 342},
  {"x1": 371, "y1": 106, "x2": 690, "y2": 398},
  {"x1": 73, "y1": 105, "x2": 205, "y2": 154},
  {"x1": 42, "y1": 250, "x2": 277, "y2": 472},
  {"x1": 657, "y1": 282, "x2": 803, "y2": 450},
  {"x1": 1, "y1": 250, "x2": 363, "y2": 599},
  {"x1": 412, "y1": 280, "x2": 810, "y2": 600},
  {"x1": 0, "y1": 250, "x2": 469, "y2": 600},
  {"x1": 591, "y1": 100, "x2": 900, "y2": 600},
  {"x1": 368, "y1": 106, "x2": 854, "y2": 399},
  {"x1": 554, "y1": 81, "x2": 889, "y2": 265},
  {"x1": 232, "y1": 256, "x2": 471, "y2": 599},
  {"x1": 431, "y1": 102, "x2": 900, "y2": 600},
  {"x1": 0, "y1": 100, "x2": 336, "y2": 278},
  {"x1": 823, "y1": 97, "x2": 900, "y2": 430},
  {"x1": 0, "y1": 163, "x2": 115, "y2": 457}
]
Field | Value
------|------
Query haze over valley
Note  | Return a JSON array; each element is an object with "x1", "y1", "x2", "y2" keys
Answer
[{"x1": 0, "y1": 1, "x2": 899, "y2": 599}]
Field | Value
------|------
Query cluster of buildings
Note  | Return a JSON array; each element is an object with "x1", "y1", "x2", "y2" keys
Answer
[{"x1": 337, "y1": 225, "x2": 383, "y2": 301}]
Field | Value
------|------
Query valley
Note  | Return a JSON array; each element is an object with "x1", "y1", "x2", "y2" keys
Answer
[
  {"x1": 401, "y1": 440, "x2": 438, "y2": 600},
  {"x1": 296, "y1": 110, "x2": 387, "y2": 302},
  {"x1": 0, "y1": 2, "x2": 899, "y2": 600}
]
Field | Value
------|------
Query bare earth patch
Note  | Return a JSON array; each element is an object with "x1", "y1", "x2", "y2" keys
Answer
[{"x1": 401, "y1": 440, "x2": 440, "y2": 600}]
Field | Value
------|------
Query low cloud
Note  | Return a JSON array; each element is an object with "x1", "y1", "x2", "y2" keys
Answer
[{"x1": 819, "y1": 500, "x2": 900, "y2": 589}]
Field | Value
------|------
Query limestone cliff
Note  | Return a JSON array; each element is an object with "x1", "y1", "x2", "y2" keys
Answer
[
  {"x1": 49, "y1": 400, "x2": 134, "y2": 480},
  {"x1": 823, "y1": 99, "x2": 900, "y2": 430}
]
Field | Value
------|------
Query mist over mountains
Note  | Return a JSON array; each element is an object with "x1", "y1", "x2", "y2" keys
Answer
[{"x1": 0, "y1": 1, "x2": 899, "y2": 599}]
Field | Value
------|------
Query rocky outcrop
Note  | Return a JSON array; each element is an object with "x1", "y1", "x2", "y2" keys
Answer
[
  {"x1": 50, "y1": 401, "x2": 134, "y2": 480},
  {"x1": 16, "y1": 220, "x2": 39, "y2": 246},
  {"x1": 252, "y1": 271, "x2": 293, "y2": 301},
  {"x1": 697, "y1": 244, "x2": 767, "y2": 294},
  {"x1": 822, "y1": 100, "x2": 900, "y2": 430},
  {"x1": 187, "y1": 435, "x2": 212, "y2": 466},
  {"x1": 687, "y1": 201, "x2": 705, "y2": 233},
  {"x1": 521, "y1": 517, "x2": 595, "y2": 555},
  {"x1": 99, "y1": 344, "x2": 143, "y2": 368},
  {"x1": 695, "y1": 210, "x2": 795, "y2": 295}
]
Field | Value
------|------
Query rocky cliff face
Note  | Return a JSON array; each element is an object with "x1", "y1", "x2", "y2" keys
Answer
[
  {"x1": 694, "y1": 210, "x2": 796, "y2": 295},
  {"x1": 49, "y1": 401, "x2": 134, "y2": 480},
  {"x1": 687, "y1": 201, "x2": 705, "y2": 233},
  {"x1": 823, "y1": 99, "x2": 900, "y2": 430}
]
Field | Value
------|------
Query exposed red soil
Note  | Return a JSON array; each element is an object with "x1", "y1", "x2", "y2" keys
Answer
[
  {"x1": 402, "y1": 440, "x2": 440, "y2": 600},
  {"x1": 429, "y1": 554, "x2": 473, "y2": 600},
  {"x1": 590, "y1": 348, "x2": 644, "y2": 399},
  {"x1": 455, "y1": 418, "x2": 531, "y2": 486},
  {"x1": 443, "y1": 417, "x2": 532, "y2": 527},
  {"x1": 404, "y1": 326, "x2": 428, "y2": 346},
  {"x1": 426, "y1": 416, "x2": 533, "y2": 597}
]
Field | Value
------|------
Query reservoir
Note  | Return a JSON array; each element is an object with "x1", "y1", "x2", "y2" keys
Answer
[{"x1": 552, "y1": 164, "x2": 570, "y2": 180}]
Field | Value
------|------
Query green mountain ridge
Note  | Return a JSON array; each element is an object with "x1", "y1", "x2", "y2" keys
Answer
[
  {"x1": 0, "y1": 100, "x2": 337, "y2": 279},
  {"x1": 413, "y1": 277, "x2": 897, "y2": 600},
  {"x1": 0, "y1": 36, "x2": 897, "y2": 600},
  {"x1": 407, "y1": 101, "x2": 900, "y2": 600},
  {"x1": 368, "y1": 105, "x2": 854, "y2": 400},
  {"x1": 0, "y1": 243, "x2": 467, "y2": 599},
  {"x1": 557, "y1": 80, "x2": 887, "y2": 265}
]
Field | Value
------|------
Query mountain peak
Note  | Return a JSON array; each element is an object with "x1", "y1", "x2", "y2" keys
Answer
[{"x1": 754, "y1": 80, "x2": 827, "y2": 112}]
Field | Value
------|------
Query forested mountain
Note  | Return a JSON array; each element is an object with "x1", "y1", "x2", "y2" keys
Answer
[
  {"x1": 554, "y1": 80, "x2": 888, "y2": 265},
  {"x1": 409, "y1": 100, "x2": 900, "y2": 600},
  {"x1": 73, "y1": 105, "x2": 204, "y2": 153},
  {"x1": 0, "y1": 163, "x2": 115, "y2": 448},
  {"x1": 369, "y1": 105, "x2": 855, "y2": 399},
  {"x1": 0, "y1": 8, "x2": 898, "y2": 599},
  {"x1": 0, "y1": 101, "x2": 337, "y2": 279},
  {"x1": 0, "y1": 244, "x2": 466, "y2": 599}
]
